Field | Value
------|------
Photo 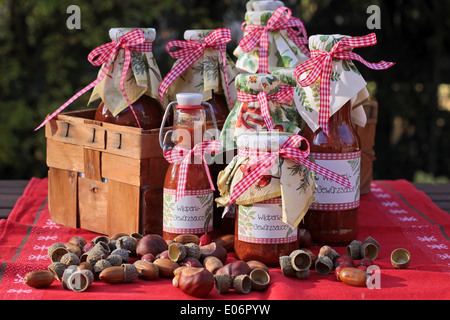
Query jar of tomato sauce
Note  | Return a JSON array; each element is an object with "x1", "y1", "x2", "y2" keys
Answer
[
  {"x1": 300, "y1": 100, "x2": 361, "y2": 245},
  {"x1": 232, "y1": 132, "x2": 302, "y2": 266},
  {"x1": 160, "y1": 93, "x2": 219, "y2": 241},
  {"x1": 92, "y1": 28, "x2": 164, "y2": 129}
]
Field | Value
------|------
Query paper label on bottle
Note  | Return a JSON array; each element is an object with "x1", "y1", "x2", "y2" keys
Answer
[
  {"x1": 310, "y1": 152, "x2": 361, "y2": 211},
  {"x1": 163, "y1": 188, "x2": 213, "y2": 234},
  {"x1": 237, "y1": 198, "x2": 298, "y2": 244}
]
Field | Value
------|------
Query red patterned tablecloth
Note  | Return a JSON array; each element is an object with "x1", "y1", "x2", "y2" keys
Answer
[{"x1": 0, "y1": 178, "x2": 449, "y2": 300}]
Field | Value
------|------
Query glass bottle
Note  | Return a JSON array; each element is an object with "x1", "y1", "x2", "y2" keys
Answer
[
  {"x1": 300, "y1": 100, "x2": 361, "y2": 245},
  {"x1": 161, "y1": 93, "x2": 218, "y2": 241}
]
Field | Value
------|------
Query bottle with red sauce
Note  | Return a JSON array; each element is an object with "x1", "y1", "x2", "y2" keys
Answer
[
  {"x1": 91, "y1": 28, "x2": 164, "y2": 129},
  {"x1": 160, "y1": 93, "x2": 219, "y2": 241},
  {"x1": 300, "y1": 100, "x2": 361, "y2": 245}
]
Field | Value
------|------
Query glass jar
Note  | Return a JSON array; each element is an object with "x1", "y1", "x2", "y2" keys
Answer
[
  {"x1": 232, "y1": 132, "x2": 300, "y2": 266},
  {"x1": 91, "y1": 27, "x2": 164, "y2": 129},
  {"x1": 300, "y1": 100, "x2": 361, "y2": 245},
  {"x1": 161, "y1": 93, "x2": 218, "y2": 241}
]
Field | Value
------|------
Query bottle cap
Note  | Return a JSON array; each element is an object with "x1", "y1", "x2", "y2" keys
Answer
[{"x1": 176, "y1": 93, "x2": 204, "y2": 109}]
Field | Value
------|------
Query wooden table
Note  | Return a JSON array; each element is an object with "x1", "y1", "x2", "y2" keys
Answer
[{"x1": 1, "y1": 180, "x2": 449, "y2": 220}]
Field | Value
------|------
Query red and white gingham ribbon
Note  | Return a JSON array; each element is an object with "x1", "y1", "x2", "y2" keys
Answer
[
  {"x1": 295, "y1": 33, "x2": 395, "y2": 137},
  {"x1": 158, "y1": 28, "x2": 232, "y2": 103},
  {"x1": 163, "y1": 140, "x2": 222, "y2": 202},
  {"x1": 35, "y1": 29, "x2": 152, "y2": 131},
  {"x1": 237, "y1": 90, "x2": 278, "y2": 131},
  {"x1": 239, "y1": 6, "x2": 309, "y2": 74},
  {"x1": 277, "y1": 84, "x2": 295, "y2": 103},
  {"x1": 229, "y1": 135, "x2": 353, "y2": 204}
]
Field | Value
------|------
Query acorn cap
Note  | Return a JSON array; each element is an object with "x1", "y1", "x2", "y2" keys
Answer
[
  {"x1": 60, "y1": 252, "x2": 80, "y2": 266},
  {"x1": 168, "y1": 243, "x2": 187, "y2": 262},
  {"x1": 391, "y1": 248, "x2": 411, "y2": 269},
  {"x1": 92, "y1": 235, "x2": 111, "y2": 245},
  {"x1": 67, "y1": 269, "x2": 94, "y2": 292},
  {"x1": 214, "y1": 273, "x2": 233, "y2": 294},
  {"x1": 87, "y1": 249, "x2": 107, "y2": 266},
  {"x1": 346, "y1": 240, "x2": 362, "y2": 260},
  {"x1": 50, "y1": 247, "x2": 69, "y2": 263},
  {"x1": 122, "y1": 263, "x2": 139, "y2": 283},
  {"x1": 48, "y1": 243, "x2": 66, "y2": 258},
  {"x1": 233, "y1": 274, "x2": 252, "y2": 294},
  {"x1": 93, "y1": 242, "x2": 110, "y2": 255},
  {"x1": 116, "y1": 236, "x2": 137, "y2": 253},
  {"x1": 111, "y1": 248, "x2": 130, "y2": 263},
  {"x1": 315, "y1": 256, "x2": 334, "y2": 275},
  {"x1": 61, "y1": 265, "x2": 78, "y2": 289},
  {"x1": 363, "y1": 236, "x2": 381, "y2": 249},
  {"x1": 106, "y1": 254, "x2": 123, "y2": 266},
  {"x1": 184, "y1": 243, "x2": 201, "y2": 260},
  {"x1": 279, "y1": 255, "x2": 295, "y2": 277},
  {"x1": 48, "y1": 262, "x2": 68, "y2": 281},
  {"x1": 94, "y1": 259, "x2": 112, "y2": 275},
  {"x1": 361, "y1": 242, "x2": 379, "y2": 260},
  {"x1": 290, "y1": 249, "x2": 312, "y2": 271},
  {"x1": 249, "y1": 269, "x2": 270, "y2": 291}
]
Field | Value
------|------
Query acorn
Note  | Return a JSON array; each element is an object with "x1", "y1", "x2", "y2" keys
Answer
[
  {"x1": 49, "y1": 246, "x2": 69, "y2": 263},
  {"x1": 67, "y1": 269, "x2": 94, "y2": 292},
  {"x1": 247, "y1": 260, "x2": 269, "y2": 273},
  {"x1": 61, "y1": 265, "x2": 78, "y2": 289},
  {"x1": 177, "y1": 267, "x2": 215, "y2": 298},
  {"x1": 24, "y1": 270, "x2": 55, "y2": 288},
  {"x1": 168, "y1": 242, "x2": 187, "y2": 262},
  {"x1": 184, "y1": 243, "x2": 201, "y2": 259},
  {"x1": 203, "y1": 256, "x2": 223, "y2": 274},
  {"x1": 110, "y1": 248, "x2": 130, "y2": 263},
  {"x1": 60, "y1": 252, "x2": 80, "y2": 266},
  {"x1": 94, "y1": 259, "x2": 112, "y2": 275},
  {"x1": 315, "y1": 256, "x2": 334, "y2": 275},
  {"x1": 99, "y1": 266, "x2": 125, "y2": 284},
  {"x1": 214, "y1": 273, "x2": 233, "y2": 293},
  {"x1": 346, "y1": 240, "x2": 362, "y2": 260},
  {"x1": 116, "y1": 236, "x2": 137, "y2": 254},
  {"x1": 86, "y1": 249, "x2": 106, "y2": 266},
  {"x1": 391, "y1": 248, "x2": 411, "y2": 269},
  {"x1": 290, "y1": 249, "x2": 312, "y2": 271},
  {"x1": 64, "y1": 242, "x2": 82, "y2": 258},
  {"x1": 233, "y1": 274, "x2": 252, "y2": 294},
  {"x1": 339, "y1": 267, "x2": 368, "y2": 287},
  {"x1": 249, "y1": 268, "x2": 270, "y2": 291},
  {"x1": 174, "y1": 234, "x2": 200, "y2": 245},
  {"x1": 279, "y1": 255, "x2": 295, "y2": 277},
  {"x1": 122, "y1": 263, "x2": 139, "y2": 283},
  {"x1": 48, "y1": 262, "x2": 68, "y2": 281},
  {"x1": 77, "y1": 261, "x2": 94, "y2": 273},
  {"x1": 134, "y1": 260, "x2": 159, "y2": 280},
  {"x1": 68, "y1": 236, "x2": 87, "y2": 250},
  {"x1": 213, "y1": 234, "x2": 234, "y2": 252},
  {"x1": 153, "y1": 258, "x2": 180, "y2": 278}
]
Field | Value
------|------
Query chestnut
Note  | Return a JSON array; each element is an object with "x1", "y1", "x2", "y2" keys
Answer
[
  {"x1": 200, "y1": 242, "x2": 227, "y2": 264},
  {"x1": 136, "y1": 234, "x2": 168, "y2": 258},
  {"x1": 298, "y1": 229, "x2": 312, "y2": 248},
  {"x1": 177, "y1": 267, "x2": 214, "y2": 298},
  {"x1": 216, "y1": 260, "x2": 251, "y2": 279}
]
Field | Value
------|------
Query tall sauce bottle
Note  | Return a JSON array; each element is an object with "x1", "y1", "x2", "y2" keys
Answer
[{"x1": 161, "y1": 93, "x2": 219, "y2": 241}]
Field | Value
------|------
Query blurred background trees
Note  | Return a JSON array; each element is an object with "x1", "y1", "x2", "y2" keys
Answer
[{"x1": 0, "y1": 0, "x2": 449, "y2": 182}]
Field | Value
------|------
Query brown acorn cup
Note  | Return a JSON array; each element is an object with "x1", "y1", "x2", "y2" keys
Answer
[
  {"x1": 391, "y1": 248, "x2": 411, "y2": 269},
  {"x1": 233, "y1": 274, "x2": 252, "y2": 294},
  {"x1": 249, "y1": 269, "x2": 270, "y2": 291}
]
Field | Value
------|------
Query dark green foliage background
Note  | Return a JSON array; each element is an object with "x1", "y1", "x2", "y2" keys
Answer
[{"x1": 0, "y1": 0, "x2": 449, "y2": 181}]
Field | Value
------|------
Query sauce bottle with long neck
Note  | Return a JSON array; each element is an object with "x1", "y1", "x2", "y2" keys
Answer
[{"x1": 300, "y1": 100, "x2": 361, "y2": 245}]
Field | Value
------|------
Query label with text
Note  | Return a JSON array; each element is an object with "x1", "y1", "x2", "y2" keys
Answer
[
  {"x1": 163, "y1": 188, "x2": 213, "y2": 234},
  {"x1": 310, "y1": 151, "x2": 361, "y2": 211}
]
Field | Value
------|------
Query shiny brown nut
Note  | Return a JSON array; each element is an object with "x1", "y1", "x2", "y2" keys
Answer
[
  {"x1": 180, "y1": 257, "x2": 203, "y2": 268},
  {"x1": 216, "y1": 260, "x2": 251, "y2": 278},
  {"x1": 136, "y1": 234, "x2": 168, "y2": 257},
  {"x1": 339, "y1": 267, "x2": 368, "y2": 287},
  {"x1": 24, "y1": 270, "x2": 55, "y2": 288},
  {"x1": 77, "y1": 261, "x2": 94, "y2": 273},
  {"x1": 134, "y1": 260, "x2": 159, "y2": 280},
  {"x1": 213, "y1": 234, "x2": 234, "y2": 252},
  {"x1": 246, "y1": 260, "x2": 269, "y2": 273},
  {"x1": 298, "y1": 229, "x2": 312, "y2": 248},
  {"x1": 173, "y1": 234, "x2": 200, "y2": 245},
  {"x1": 177, "y1": 267, "x2": 214, "y2": 298},
  {"x1": 64, "y1": 242, "x2": 82, "y2": 258},
  {"x1": 99, "y1": 266, "x2": 124, "y2": 284},
  {"x1": 153, "y1": 258, "x2": 180, "y2": 278},
  {"x1": 200, "y1": 242, "x2": 227, "y2": 264}
]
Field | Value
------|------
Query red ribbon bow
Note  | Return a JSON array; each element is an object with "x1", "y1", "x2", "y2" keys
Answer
[
  {"x1": 239, "y1": 6, "x2": 309, "y2": 74},
  {"x1": 277, "y1": 84, "x2": 295, "y2": 104},
  {"x1": 163, "y1": 140, "x2": 222, "y2": 202},
  {"x1": 229, "y1": 135, "x2": 353, "y2": 204},
  {"x1": 35, "y1": 29, "x2": 152, "y2": 131},
  {"x1": 158, "y1": 28, "x2": 232, "y2": 103},
  {"x1": 237, "y1": 90, "x2": 278, "y2": 131},
  {"x1": 295, "y1": 33, "x2": 395, "y2": 137}
]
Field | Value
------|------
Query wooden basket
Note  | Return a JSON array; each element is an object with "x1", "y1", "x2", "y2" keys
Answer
[
  {"x1": 45, "y1": 109, "x2": 222, "y2": 236},
  {"x1": 356, "y1": 99, "x2": 378, "y2": 195}
]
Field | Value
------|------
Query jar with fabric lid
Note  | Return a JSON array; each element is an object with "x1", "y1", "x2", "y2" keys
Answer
[
  {"x1": 160, "y1": 93, "x2": 221, "y2": 241},
  {"x1": 159, "y1": 28, "x2": 237, "y2": 122},
  {"x1": 294, "y1": 33, "x2": 395, "y2": 245},
  {"x1": 216, "y1": 131, "x2": 316, "y2": 266},
  {"x1": 90, "y1": 28, "x2": 164, "y2": 129},
  {"x1": 234, "y1": 3, "x2": 309, "y2": 74}
]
